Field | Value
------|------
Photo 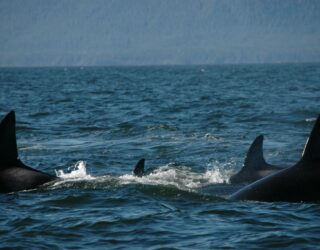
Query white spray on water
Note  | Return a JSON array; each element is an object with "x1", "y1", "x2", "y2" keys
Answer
[
  {"x1": 55, "y1": 161, "x2": 94, "y2": 180},
  {"x1": 52, "y1": 160, "x2": 234, "y2": 190},
  {"x1": 119, "y1": 161, "x2": 233, "y2": 191}
]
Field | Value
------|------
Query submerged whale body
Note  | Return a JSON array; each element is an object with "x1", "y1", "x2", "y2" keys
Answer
[
  {"x1": 231, "y1": 115, "x2": 320, "y2": 202},
  {"x1": 229, "y1": 135, "x2": 283, "y2": 184},
  {"x1": 0, "y1": 111, "x2": 57, "y2": 193}
]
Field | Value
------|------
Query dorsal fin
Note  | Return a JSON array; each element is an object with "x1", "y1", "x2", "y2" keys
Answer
[
  {"x1": 0, "y1": 111, "x2": 18, "y2": 164},
  {"x1": 300, "y1": 115, "x2": 320, "y2": 163},
  {"x1": 133, "y1": 158, "x2": 145, "y2": 177},
  {"x1": 243, "y1": 135, "x2": 268, "y2": 170}
]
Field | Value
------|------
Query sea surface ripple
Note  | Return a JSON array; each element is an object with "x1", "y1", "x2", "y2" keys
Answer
[{"x1": 1, "y1": 64, "x2": 320, "y2": 249}]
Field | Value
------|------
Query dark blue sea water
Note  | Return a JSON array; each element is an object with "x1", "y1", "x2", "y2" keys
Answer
[{"x1": 0, "y1": 64, "x2": 320, "y2": 249}]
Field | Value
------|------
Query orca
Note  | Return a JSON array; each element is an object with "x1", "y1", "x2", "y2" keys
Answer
[
  {"x1": 133, "y1": 158, "x2": 145, "y2": 177},
  {"x1": 0, "y1": 111, "x2": 148, "y2": 193},
  {"x1": 230, "y1": 115, "x2": 320, "y2": 202},
  {"x1": 0, "y1": 111, "x2": 57, "y2": 193},
  {"x1": 229, "y1": 135, "x2": 283, "y2": 184}
]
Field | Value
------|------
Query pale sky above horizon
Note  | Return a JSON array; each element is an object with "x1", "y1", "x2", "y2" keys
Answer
[{"x1": 0, "y1": 0, "x2": 319, "y2": 66}]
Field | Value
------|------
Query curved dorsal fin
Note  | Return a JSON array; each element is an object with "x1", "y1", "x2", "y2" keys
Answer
[
  {"x1": 133, "y1": 158, "x2": 145, "y2": 177},
  {"x1": 243, "y1": 135, "x2": 268, "y2": 170},
  {"x1": 0, "y1": 111, "x2": 18, "y2": 164},
  {"x1": 300, "y1": 115, "x2": 320, "y2": 164}
]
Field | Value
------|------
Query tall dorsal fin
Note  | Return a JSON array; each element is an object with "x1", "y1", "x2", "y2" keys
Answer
[
  {"x1": 300, "y1": 115, "x2": 320, "y2": 163},
  {"x1": 0, "y1": 111, "x2": 18, "y2": 164},
  {"x1": 243, "y1": 135, "x2": 268, "y2": 170},
  {"x1": 133, "y1": 158, "x2": 145, "y2": 177}
]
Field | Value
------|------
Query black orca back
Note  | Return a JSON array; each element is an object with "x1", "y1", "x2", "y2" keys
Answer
[
  {"x1": 300, "y1": 114, "x2": 320, "y2": 164},
  {"x1": 0, "y1": 111, "x2": 57, "y2": 193},
  {"x1": 0, "y1": 160, "x2": 56, "y2": 193},
  {"x1": 229, "y1": 135, "x2": 282, "y2": 184},
  {"x1": 0, "y1": 111, "x2": 18, "y2": 164},
  {"x1": 230, "y1": 115, "x2": 320, "y2": 202}
]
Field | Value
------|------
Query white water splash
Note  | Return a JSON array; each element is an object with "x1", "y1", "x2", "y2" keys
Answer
[
  {"x1": 204, "y1": 161, "x2": 234, "y2": 184},
  {"x1": 55, "y1": 161, "x2": 95, "y2": 180},
  {"x1": 51, "y1": 160, "x2": 234, "y2": 191},
  {"x1": 306, "y1": 117, "x2": 316, "y2": 122},
  {"x1": 119, "y1": 162, "x2": 233, "y2": 190}
]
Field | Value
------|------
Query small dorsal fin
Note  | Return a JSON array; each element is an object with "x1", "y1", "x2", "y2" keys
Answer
[
  {"x1": 300, "y1": 115, "x2": 320, "y2": 163},
  {"x1": 243, "y1": 135, "x2": 268, "y2": 170},
  {"x1": 0, "y1": 111, "x2": 18, "y2": 164},
  {"x1": 133, "y1": 158, "x2": 145, "y2": 177}
]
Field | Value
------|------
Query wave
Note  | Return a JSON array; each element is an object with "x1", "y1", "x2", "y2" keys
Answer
[
  {"x1": 305, "y1": 117, "x2": 317, "y2": 122},
  {"x1": 51, "y1": 160, "x2": 233, "y2": 192},
  {"x1": 55, "y1": 161, "x2": 94, "y2": 180}
]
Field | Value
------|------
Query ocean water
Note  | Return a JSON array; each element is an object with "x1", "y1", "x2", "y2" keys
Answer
[{"x1": 0, "y1": 64, "x2": 320, "y2": 249}]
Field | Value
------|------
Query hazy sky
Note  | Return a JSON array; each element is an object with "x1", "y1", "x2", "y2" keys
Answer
[{"x1": 0, "y1": 0, "x2": 319, "y2": 66}]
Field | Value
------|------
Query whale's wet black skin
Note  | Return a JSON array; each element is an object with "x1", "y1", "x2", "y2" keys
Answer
[
  {"x1": 133, "y1": 158, "x2": 145, "y2": 177},
  {"x1": 231, "y1": 115, "x2": 320, "y2": 202},
  {"x1": 0, "y1": 111, "x2": 57, "y2": 193},
  {"x1": 229, "y1": 135, "x2": 284, "y2": 184}
]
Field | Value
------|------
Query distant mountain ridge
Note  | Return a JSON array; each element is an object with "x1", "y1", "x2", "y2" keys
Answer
[{"x1": 0, "y1": 0, "x2": 319, "y2": 66}]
